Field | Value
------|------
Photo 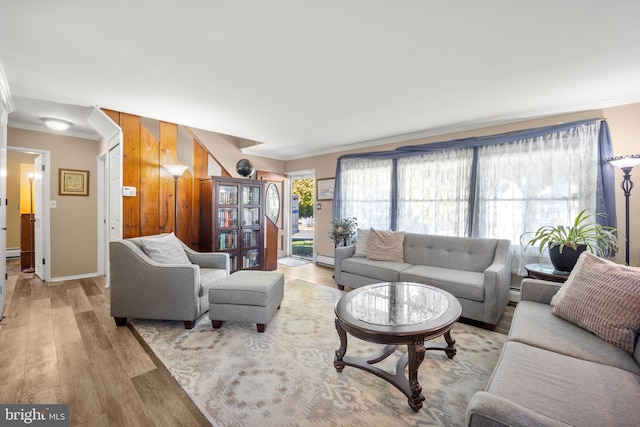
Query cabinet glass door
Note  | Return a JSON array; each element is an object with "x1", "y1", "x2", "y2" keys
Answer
[{"x1": 218, "y1": 184, "x2": 238, "y2": 204}]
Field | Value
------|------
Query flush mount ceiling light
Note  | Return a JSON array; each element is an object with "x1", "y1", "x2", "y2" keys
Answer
[{"x1": 42, "y1": 118, "x2": 72, "y2": 131}]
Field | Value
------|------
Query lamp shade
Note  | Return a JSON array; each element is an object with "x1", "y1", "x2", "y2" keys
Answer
[
  {"x1": 163, "y1": 164, "x2": 189, "y2": 178},
  {"x1": 42, "y1": 118, "x2": 72, "y2": 131},
  {"x1": 606, "y1": 154, "x2": 640, "y2": 169}
]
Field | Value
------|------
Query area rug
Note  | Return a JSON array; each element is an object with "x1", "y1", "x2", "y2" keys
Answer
[
  {"x1": 277, "y1": 256, "x2": 310, "y2": 267},
  {"x1": 131, "y1": 280, "x2": 506, "y2": 427}
]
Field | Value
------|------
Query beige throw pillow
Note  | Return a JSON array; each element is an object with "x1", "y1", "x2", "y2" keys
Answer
[
  {"x1": 552, "y1": 252, "x2": 640, "y2": 354},
  {"x1": 367, "y1": 228, "x2": 405, "y2": 262},
  {"x1": 353, "y1": 228, "x2": 371, "y2": 258},
  {"x1": 550, "y1": 250, "x2": 589, "y2": 307}
]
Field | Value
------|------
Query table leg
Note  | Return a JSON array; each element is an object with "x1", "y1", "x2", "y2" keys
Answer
[
  {"x1": 407, "y1": 341, "x2": 426, "y2": 412},
  {"x1": 334, "y1": 318, "x2": 347, "y2": 372},
  {"x1": 444, "y1": 330, "x2": 457, "y2": 359}
]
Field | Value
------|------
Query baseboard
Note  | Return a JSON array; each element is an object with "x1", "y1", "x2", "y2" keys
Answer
[
  {"x1": 6, "y1": 249, "x2": 19, "y2": 258},
  {"x1": 315, "y1": 254, "x2": 334, "y2": 267},
  {"x1": 509, "y1": 288, "x2": 520, "y2": 303},
  {"x1": 48, "y1": 272, "x2": 104, "y2": 283}
]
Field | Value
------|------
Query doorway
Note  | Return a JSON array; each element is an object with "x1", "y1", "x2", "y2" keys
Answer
[
  {"x1": 7, "y1": 147, "x2": 51, "y2": 282},
  {"x1": 289, "y1": 170, "x2": 314, "y2": 260}
]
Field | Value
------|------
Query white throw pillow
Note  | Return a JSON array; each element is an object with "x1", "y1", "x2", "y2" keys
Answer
[
  {"x1": 141, "y1": 233, "x2": 191, "y2": 265},
  {"x1": 353, "y1": 228, "x2": 371, "y2": 257}
]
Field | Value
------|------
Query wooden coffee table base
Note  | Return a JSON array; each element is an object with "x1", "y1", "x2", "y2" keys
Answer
[{"x1": 334, "y1": 319, "x2": 457, "y2": 412}]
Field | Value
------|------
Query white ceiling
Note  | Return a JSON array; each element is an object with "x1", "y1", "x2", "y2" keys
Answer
[{"x1": 2, "y1": 1, "x2": 640, "y2": 160}]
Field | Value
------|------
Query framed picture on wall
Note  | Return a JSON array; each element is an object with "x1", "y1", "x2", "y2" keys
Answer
[
  {"x1": 317, "y1": 178, "x2": 335, "y2": 200},
  {"x1": 59, "y1": 168, "x2": 89, "y2": 196}
]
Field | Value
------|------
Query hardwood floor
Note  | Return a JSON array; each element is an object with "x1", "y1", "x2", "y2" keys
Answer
[{"x1": 0, "y1": 258, "x2": 514, "y2": 426}]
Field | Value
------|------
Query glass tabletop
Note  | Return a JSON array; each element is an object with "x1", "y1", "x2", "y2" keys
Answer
[{"x1": 346, "y1": 282, "x2": 449, "y2": 327}]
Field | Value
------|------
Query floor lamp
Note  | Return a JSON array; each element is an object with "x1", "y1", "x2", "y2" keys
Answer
[
  {"x1": 163, "y1": 164, "x2": 189, "y2": 238},
  {"x1": 606, "y1": 154, "x2": 640, "y2": 265}
]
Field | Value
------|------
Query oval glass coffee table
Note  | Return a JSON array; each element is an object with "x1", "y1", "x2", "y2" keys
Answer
[{"x1": 334, "y1": 282, "x2": 462, "y2": 412}]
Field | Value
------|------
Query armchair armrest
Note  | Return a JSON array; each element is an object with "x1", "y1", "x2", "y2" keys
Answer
[
  {"x1": 520, "y1": 278, "x2": 562, "y2": 305},
  {"x1": 182, "y1": 245, "x2": 230, "y2": 274},
  {"x1": 334, "y1": 245, "x2": 356, "y2": 284}
]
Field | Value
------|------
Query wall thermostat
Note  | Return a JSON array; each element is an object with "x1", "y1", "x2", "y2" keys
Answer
[{"x1": 122, "y1": 186, "x2": 137, "y2": 197}]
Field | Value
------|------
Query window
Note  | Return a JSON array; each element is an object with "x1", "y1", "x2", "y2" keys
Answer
[{"x1": 334, "y1": 120, "x2": 614, "y2": 274}]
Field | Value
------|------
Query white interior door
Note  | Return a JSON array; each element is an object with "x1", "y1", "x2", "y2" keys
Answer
[
  {"x1": 109, "y1": 144, "x2": 122, "y2": 241},
  {"x1": 34, "y1": 155, "x2": 44, "y2": 279}
]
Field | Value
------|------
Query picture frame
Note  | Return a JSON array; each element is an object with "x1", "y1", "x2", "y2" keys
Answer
[
  {"x1": 317, "y1": 178, "x2": 335, "y2": 200},
  {"x1": 59, "y1": 168, "x2": 89, "y2": 196}
]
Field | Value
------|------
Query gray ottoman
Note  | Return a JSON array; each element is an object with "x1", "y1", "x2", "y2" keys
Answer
[{"x1": 208, "y1": 270, "x2": 284, "y2": 332}]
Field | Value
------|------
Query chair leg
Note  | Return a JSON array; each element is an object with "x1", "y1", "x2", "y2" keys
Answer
[
  {"x1": 257, "y1": 323, "x2": 266, "y2": 333},
  {"x1": 211, "y1": 320, "x2": 223, "y2": 329},
  {"x1": 114, "y1": 317, "x2": 127, "y2": 326},
  {"x1": 184, "y1": 320, "x2": 195, "y2": 329}
]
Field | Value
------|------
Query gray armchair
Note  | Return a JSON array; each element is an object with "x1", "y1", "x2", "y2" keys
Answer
[{"x1": 110, "y1": 234, "x2": 229, "y2": 329}]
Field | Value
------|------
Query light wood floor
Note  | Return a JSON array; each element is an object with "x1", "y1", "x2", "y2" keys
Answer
[{"x1": 0, "y1": 258, "x2": 514, "y2": 426}]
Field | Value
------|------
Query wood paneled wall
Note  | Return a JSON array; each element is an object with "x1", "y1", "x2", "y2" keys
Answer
[{"x1": 103, "y1": 109, "x2": 229, "y2": 249}]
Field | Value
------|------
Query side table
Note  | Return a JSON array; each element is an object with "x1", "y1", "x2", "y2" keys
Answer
[{"x1": 524, "y1": 263, "x2": 570, "y2": 283}]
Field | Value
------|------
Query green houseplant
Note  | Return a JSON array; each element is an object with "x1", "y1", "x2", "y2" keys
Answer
[
  {"x1": 527, "y1": 209, "x2": 618, "y2": 272},
  {"x1": 328, "y1": 217, "x2": 357, "y2": 248}
]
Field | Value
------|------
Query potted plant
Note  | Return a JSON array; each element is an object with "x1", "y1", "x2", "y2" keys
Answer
[
  {"x1": 328, "y1": 217, "x2": 358, "y2": 248},
  {"x1": 526, "y1": 209, "x2": 618, "y2": 272}
]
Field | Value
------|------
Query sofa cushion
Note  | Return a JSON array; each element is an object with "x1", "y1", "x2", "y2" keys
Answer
[
  {"x1": 399, "y1": 265, "x2": 485, "y2": 301},
  {"x1": 368, "y1": 229, "x2": 405, "y2": 262},
  {"x1": 199, "y1": 268, "x2": 230, "y2": 297},
  {"x1": 341, "y1": 257, "x2": 412, "y2": 283},
  {"x1": 509, "y1": 301, "x2": 640, "y2": 375},
  {"x1": 552, "y1": 253, "x2": 640, "y2": 354},
  {"x1": 353, "y1": 228, "x2": 371, "y2": 257},
  {"x1": 402, "y1": 233, "x2": 498, "y2": 272},
  {"x1": 485, "y1": 341, "x2": 640, "y2": 427},
  {"x1": 140, "y1": 233, "x2": 191, "y2": 265}
]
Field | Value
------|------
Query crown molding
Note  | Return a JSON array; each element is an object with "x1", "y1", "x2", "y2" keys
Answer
[{"x1": 0, "y1": 62, "x2": 15, "y2": 113}]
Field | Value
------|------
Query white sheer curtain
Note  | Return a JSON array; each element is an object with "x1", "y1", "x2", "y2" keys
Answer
[
  {"x1": 397, "y1": 148, "x2": 474, "y2": 235},
  {"x1": 338, "y1": 158, "x2": 393, "y2": 230},
  {"x1": 475, "y1": 121, "x2": 601, "y2": 273}
]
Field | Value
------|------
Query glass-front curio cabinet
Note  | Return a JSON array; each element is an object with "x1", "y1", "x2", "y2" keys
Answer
[{"x1": 200, "y1": 177, "x2": 265, "y2": 272}]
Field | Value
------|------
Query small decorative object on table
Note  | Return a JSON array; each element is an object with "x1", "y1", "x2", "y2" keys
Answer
[
  {"x1": 526, "y1": 209, "x2": 618, "y2": 272},
  {"x1": 328, "y1": 217, "x2": 357, "y2": 248}
]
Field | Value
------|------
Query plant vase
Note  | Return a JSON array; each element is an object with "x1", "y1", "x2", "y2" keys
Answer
[{"x1": 548, "y1": 244, "x2": 586, "y2": 273}]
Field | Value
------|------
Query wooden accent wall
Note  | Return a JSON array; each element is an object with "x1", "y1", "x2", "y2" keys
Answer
[{"x1": 103, "y1": 109, "x2": 221, "y2": 248}]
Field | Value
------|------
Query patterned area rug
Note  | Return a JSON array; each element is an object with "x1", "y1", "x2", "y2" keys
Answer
[{"x1": 131, "y1": 280, "x2": 506, "y2": 427}]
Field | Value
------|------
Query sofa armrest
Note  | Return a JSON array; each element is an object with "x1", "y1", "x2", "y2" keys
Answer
[
  {"x1": 182, "y1": 245, "x2": 230, "y2": 274},
  {"x1": 481, "y1": 239, "x2": 512, "y2": 325},
  {"x1": 520, "y1": 278, "x2": 562, "y2": 305},
  {"x1": 466, "y1": 391, "x2": 568, "y2": 427},
  {"x1": 333, "y1": 245, "x2": 356, "y2": 284}
]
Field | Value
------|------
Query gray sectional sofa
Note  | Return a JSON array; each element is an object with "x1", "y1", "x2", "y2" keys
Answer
[
  {"x1": 466, "y1": 278, "x2": 640, "y2": 426},
  {"x1": 334, "y1": 233, "x2": 512, "y2": 327}
]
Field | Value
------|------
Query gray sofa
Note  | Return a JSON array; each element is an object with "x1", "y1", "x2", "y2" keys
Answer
[
  {"x1": 334, "y1": 233, "x2": 512, "y2": 327},
  {"x1": 466, "y1": 278, "x2": 640, "y2": 426},
  {"x1": 110, "y1": 234, "x2": 229, "y2": 329}
]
